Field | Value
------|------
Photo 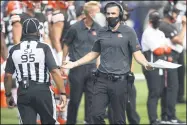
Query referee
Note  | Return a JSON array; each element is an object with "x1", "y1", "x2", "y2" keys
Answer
[{"x1": 4, "y1": 18, "x2": 67, "y2": 124}]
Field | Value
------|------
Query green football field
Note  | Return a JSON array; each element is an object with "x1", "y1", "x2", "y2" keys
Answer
[{"x1": 1, "y1": 58, "x2": 186, "y2": 124}]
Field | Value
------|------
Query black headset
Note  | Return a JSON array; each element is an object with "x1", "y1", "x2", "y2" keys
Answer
[
  {"x1": 163, "y1": 2, "x2": 174, "y2": 17},
  {"x1": 104, "y1": 1, "x2": 124, "y2": 20},
  {"x1": 163, "y1": 1, "x2": 179, "y2": 20}
]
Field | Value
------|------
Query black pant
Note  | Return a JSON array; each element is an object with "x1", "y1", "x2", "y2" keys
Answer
[
  {"x1": 66, "y1": 64, "x2": 96, "y2": 124},
  {"x1": 91, "y1": 73, "x2": 128, "y2": 124},
  {"x1": 108, "y1": 83, "x2": 140, "y2": 124},
  {"x1": 17, "y1": 81, "x2": 56, "y2": 124},
  {"x1": 143, "y1": 68, "x2": 165, "y2": 123},
  {"x1": 161, "y1": 68, "x2": 179, "y2": 120},
  {"x1": 177, "y1": 51, "x2": 185, "y2": 100}
]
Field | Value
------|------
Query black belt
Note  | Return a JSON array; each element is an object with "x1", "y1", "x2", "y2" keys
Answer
[
  {"x1": 18, "y1": 80, "x2": 50, "y2": 86},
  {"x1": 97, "y1": 71, "x2": 128, "y2": 81}
]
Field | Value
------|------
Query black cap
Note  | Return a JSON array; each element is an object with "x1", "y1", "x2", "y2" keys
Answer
[
  {"x1": 149, "y1": 11, "x2": 160, "y2": 21},
  {"x1": 22, "y1": 18, "x2": 42, "y2": 34}
]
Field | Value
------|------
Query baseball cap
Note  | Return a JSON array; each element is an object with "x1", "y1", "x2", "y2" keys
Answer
[
  {"x1": 22, "y1": 18, "x2": 42, "y2": 34},
  {"x1": 149, "y1": 11, "x2": 161, "y2": 21}
]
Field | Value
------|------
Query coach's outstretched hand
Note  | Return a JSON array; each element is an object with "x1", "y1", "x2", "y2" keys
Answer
[{"x1": 61, "y1": 61, "x2": 79, "y2": 69}]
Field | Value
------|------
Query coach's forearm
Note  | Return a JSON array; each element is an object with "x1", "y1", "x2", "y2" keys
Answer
[
  {"x1": 133, "y1": 50, "x2": 149, "y2": 67},
  {"x1": 75, "y1": 51, "x2": 100, "y2": 67},
  {"x1": 51, "y1": 69, "x2": 66, "y2": 93},
  {"x1": 4, "y1": 73, "x2": 13, "y2": 94}
]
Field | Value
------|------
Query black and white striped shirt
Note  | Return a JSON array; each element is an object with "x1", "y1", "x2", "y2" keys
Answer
[{"x1": 5, "y1": 37, "x2": 58, "y2": 84}]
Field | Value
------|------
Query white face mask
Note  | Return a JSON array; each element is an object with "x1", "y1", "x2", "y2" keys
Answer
[{"x1": 92, "y1": 12, "x2": 107, "y2": 27}]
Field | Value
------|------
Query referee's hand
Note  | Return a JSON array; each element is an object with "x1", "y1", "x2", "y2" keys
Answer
[
  {"x1": 6, "y1": 96, "x2": 16, "y2": 109},
  {"x1": 57, "y1": 95, "x2": 67, "y2": 112}
]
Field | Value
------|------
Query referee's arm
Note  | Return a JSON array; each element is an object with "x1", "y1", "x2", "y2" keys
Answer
[
  {"x1": 45, "y1": 45, "x2": 66, "y2": 94},
  {"x1": 4, "y1": 48, "x2": 16, "y2": 95}
]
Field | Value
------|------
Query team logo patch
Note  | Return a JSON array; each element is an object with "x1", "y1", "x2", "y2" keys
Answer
[
  {"x1": 92, "y1": 31, "x2": 97, "y2": 36},
  {"x1": 118, "y1": 34, "x2": 123, "y2": 38},
  {"x1": 136, "y1": 44, "x2": 141, "y2": 49}
]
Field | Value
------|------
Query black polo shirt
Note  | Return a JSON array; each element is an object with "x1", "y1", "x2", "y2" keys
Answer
[
  {"x1": 159, "y1": 21, "x2": 179, "y2": 40},
  {"x1": 63, "y1": 19, "x2": 101, "y2": 64},
  {"x1": 159, "y1": 21, "x2": 182, "y2": 62},
  {"x1": 92, "y1": 24, "x2": 141, "y2": 74}
]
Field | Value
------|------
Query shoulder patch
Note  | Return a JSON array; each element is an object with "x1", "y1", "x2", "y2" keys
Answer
[
  {"x1": 11, "y1": 15, "x2": 21, "y2": 23},
  {"x1": 51, "y1": 13, "x2": 64, "y2": 23}
]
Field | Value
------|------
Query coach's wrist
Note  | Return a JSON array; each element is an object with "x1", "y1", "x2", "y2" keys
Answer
[
  {"x1": 143, "y1": 62, "x2": 148, "y2": 67},
  {"x1": 73, "y1": 61, "x2": 79, "y2": 67}
]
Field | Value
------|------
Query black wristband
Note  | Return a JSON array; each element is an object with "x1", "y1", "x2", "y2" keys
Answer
[
  {"x1": 60, "y1": 92, "x2": 66, "y2": 96},
  {"x1": 5, "y1": 92, "x2": 12, "y2": 97}
]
